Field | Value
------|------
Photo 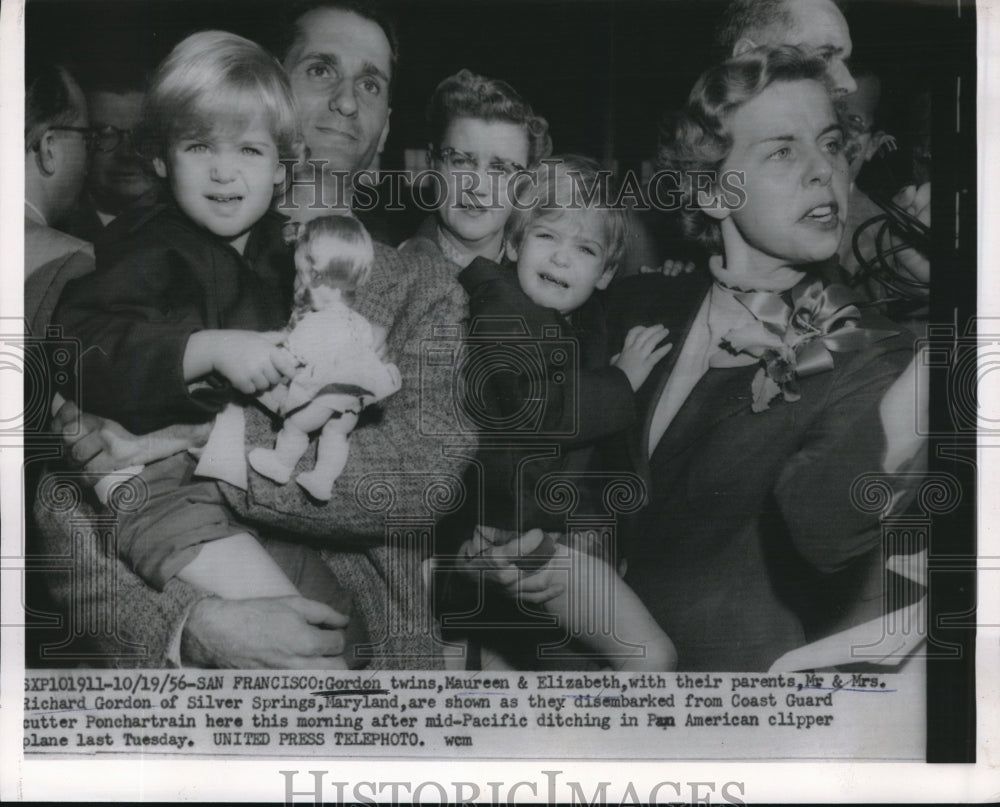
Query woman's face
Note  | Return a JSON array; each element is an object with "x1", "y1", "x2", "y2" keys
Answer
[
  {"x1": 432, "y1": 117, "x2": 530, "y2": 250},
  {"x1": 714, "y1": 79, "x2": 848, "y2": 277}
]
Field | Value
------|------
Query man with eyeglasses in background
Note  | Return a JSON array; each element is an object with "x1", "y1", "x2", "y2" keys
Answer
[
  {"x1": 66, "y1": 68, "x2": 155, "y2": 243},
  {"x1": 24, "y1": 59, "x2": 95, "y2": 336}
]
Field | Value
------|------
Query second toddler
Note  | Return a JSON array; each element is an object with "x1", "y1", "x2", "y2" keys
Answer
[{"x1": 456, "y1": 155, "x2": 677, "y2": 671}]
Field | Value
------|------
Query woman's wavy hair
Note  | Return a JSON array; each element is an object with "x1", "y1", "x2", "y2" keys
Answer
[
  {"x1": 140, "y1": 31, "x2": 304, "y2": 168},
  {"x1": 657, "y1": 45, "x2": 833, "y2": 253},
  {"x1": 426, "y1": 69, "x2": 552, "y2": 167}
]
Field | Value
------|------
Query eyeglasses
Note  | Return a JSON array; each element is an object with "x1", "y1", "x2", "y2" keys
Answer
[
  {"x1": 44, "y1": 126, "x2": 96, "y2": 149},
  {"x1": 91, "y1": 125, "x2": 138, "y2": 153},
  {"x1": 430, "y1": 146, "x2": 525, "y2": 177}
]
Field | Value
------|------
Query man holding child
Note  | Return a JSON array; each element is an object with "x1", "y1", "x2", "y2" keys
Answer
[{"x1": 41, "y1": 0, "x2": 467, "y2": 669}]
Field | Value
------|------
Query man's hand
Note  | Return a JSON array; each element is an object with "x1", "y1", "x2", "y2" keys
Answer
[
  {"x1": 51, "y1": 397, "x2": 211, "y2": 484},
  {"x1": 456, "y1": 528, "x2": 565, "y2": 605},
  {"x1": 180, "y1": 596, "x2": 351, "y2": 669},
  {"x1": 890, "y1": 182, "x2": 931, "y2": 285}
]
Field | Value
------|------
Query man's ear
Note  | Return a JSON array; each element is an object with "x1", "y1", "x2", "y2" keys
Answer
[
  {"x1": 35, "y1": 131, "x2": 58, "y2": 176},
  {"x1": 595, "y1": 265, "x2": 617, "y2": 290},
  {"x1": 507, "y1": 240, "x2": 519, "y2": 262},
  {"x1": 153, "y1": 157, "x2": 167, "y2": 179},
  {"x1": 732, "y1": 37, "x2": 758, "y2": 57}
]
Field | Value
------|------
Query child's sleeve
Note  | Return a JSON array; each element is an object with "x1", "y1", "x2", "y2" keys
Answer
[
  {"x1": 466, "y1": 277, "x2": 636, "y2": 446},
  {"x1": 53, "y1": 242, "x2": 229, "y2": 435}
]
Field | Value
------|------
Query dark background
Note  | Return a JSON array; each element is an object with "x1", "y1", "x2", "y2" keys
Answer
[{"x1": 26, "y1": 0, "x2": 958, "y2": 181}]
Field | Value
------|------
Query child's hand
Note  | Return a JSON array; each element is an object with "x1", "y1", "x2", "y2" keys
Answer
[
  {"x1": 612, "y1": 324, "x2": 672, "y2": 391},
  {"x1": 209, "y1": 330, "x2": 300, "y2": 394}
]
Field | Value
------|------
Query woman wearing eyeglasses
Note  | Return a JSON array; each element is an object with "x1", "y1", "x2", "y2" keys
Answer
[{"x1": 400, "y1": 69, "x2": 551, "y2": 268}]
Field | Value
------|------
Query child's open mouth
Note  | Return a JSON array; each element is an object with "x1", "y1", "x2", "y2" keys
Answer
[
  {"x1": 538, "y1": 272, "x2": 569, "y2": 289},
  {"x1": 206, "y1": 194, "x2": 243, "y2": 204}
]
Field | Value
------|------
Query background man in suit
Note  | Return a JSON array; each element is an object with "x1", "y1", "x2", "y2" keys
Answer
[
  {"x1": 24, "y1": 61, "x2": 94, "y2": 334},
  {"x1": 66, "y1": 70, "x2": 154, "y2": 242}
]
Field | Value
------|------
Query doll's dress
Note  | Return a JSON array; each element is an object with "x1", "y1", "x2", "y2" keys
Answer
[{"x1": 264, "y1": 299, "x2": 401, "y2": 417}]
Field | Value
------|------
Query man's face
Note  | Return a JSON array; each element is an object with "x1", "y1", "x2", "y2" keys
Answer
[
  {"x1": 47, "y1": 74, "x2": 91, "y2": 225},
  {"x1": 841, "y1": 74, "x2": 881, "y2": 181},
  {"x1": 283, "y1": 7, "x2": 392, "y2": 174},
  {"x1": 764, "y1": 0, "x2": 856, "y2": 95},
  {"x1": 715, "y1": 79, "x2": 849, "y2": 276},
  {"x1": 86, "y1": 90, "x2": 155, "y2": 214}
]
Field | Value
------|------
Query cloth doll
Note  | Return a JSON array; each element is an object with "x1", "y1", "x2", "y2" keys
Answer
[{"x1": 249, "y1": 215, "x2": 401, "y2": 500}]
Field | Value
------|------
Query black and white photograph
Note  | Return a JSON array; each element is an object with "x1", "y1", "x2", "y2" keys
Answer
[{"x1": 1, "y1": 0, "x2": 992, "y2": 801}]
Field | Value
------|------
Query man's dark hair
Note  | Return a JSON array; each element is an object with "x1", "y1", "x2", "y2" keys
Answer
[
  {"x1": 78, "y1": 58, "x2": 151, "y2": 97},
  {"x1": 712, "y1": 0, "x2": 845, "y2": 60},
  {"x1": 275, "y1": 0, "x2": 399, "y2": 88},
  {"x1": 25, "y1": 61, "x2": 81, "y2": 151}
]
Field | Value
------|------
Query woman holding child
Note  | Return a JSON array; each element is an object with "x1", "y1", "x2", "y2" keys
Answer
[{"x1": 466, "y1": 46, "x2": 917, "y2": 671}]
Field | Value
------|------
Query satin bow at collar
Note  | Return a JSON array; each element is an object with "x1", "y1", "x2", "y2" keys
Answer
[{"x1": 710, "y1": 279, "x2": 898, "y2": 411}]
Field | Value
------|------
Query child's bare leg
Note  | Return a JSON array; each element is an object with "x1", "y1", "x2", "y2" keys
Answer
[
  {"x1": 176, "y1": 532, "x2": 299, "y2": 598},
  {"x1": 176, "y1": 534, "x2": 350, "y2": 670},
  {"x1": 539, "y1": 546, "x2": 677, "y2": 671},
  {"x1": 248, "y1": 401, "x2": 335, "y2": 484},
  {"x1": 297, "y1": 411, "x2": 359, "y2": 501}
]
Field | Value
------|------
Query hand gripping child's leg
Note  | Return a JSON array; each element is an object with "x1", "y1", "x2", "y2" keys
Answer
[
  {"x1": 541, "y1": 543, "x2": 678, "y2": 672},
  {"x1": 296, "y1": 410, "x2": 359, "y2": 501},
  {"x1": 248, "y1": 400, "x2": 336, "y2": 484}
]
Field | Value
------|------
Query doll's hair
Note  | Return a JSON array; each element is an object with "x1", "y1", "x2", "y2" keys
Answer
[
  {"x1": 507, "y1": 154, "x2": 629, "y2": 274},
  {"x1": 290, "y1": 215, "x2": 375, "y2": 322},
  {"x1": 657, "y1": 45, "x2": 832, "y2": 253}
]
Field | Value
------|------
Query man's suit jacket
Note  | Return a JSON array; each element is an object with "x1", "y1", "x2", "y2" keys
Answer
[
  {"x1": 24, "y1": 214, "x2": 94, "y2": 335},
  {"x1": 605, "y1": 272, "x2": 915, "y2": 671}
]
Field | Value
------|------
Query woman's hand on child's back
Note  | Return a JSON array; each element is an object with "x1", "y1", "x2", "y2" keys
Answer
[
  {"x1": 197, "y1": 330, "x2": 301, "y2": 394},
  {"x1": 611, "y1": 325, "x2": 673, "y2": 391}
]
